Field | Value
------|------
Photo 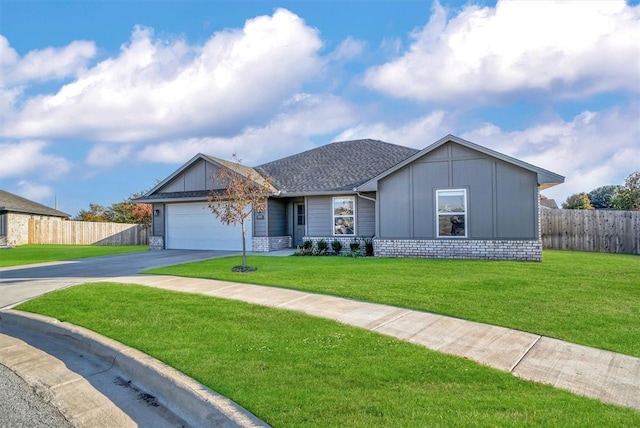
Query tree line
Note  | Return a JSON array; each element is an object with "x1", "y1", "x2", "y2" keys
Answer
[
  {"x1": 75, "y1": 192, "x2": 152, "y2": 225},
  {"x1": 562, "y1": 171, "x2": 640, "y2": 210}
]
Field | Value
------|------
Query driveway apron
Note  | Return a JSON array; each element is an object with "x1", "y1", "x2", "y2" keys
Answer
[{"x1": 0, "y1": 250, "x2": 238, "y2": 309}]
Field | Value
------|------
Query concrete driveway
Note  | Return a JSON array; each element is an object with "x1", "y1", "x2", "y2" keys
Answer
[{"x1": 0, "y1": 250, "x2": 239, "y2": 309}]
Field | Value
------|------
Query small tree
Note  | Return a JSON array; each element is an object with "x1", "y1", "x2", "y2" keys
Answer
[
  {"x1": 208, "y1": 155, "x2": 274, "y2": 271},
  {"x1": 562, "y1": 193, "x2": 594, "y2": 210},
  {"x1": 612, "y1": 171, "x2": 640, "y2": 211}
]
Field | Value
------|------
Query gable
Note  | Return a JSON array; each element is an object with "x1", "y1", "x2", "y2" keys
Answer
[
  {"x1": 358, "y1": 135, "x2": 564, "y2": 192},
  {"x1": 376, "y1": 141, "x2": 540, "y2": 240},
  {"x1": 139, "y1": 153, "x2": 277, "y2": 203},
  {"x1": 162, "y1": 159, "x2": 226, "y2": 193}
]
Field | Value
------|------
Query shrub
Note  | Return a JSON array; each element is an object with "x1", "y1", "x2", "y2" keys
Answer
[
  {"x1": 316, "y1": 239, "x2": 328, "y2": 254},
  {"x1": 349, "y1": 238, "x2": 361, "y2": 251},
  {"x1": 302, "y1": 240, "x2": 313, "y2": 250},
  {"x1": 363, "y1": 238, "x2": 374, "y2": 257},
  {"x1": 331, "y1": 240, "x2": 343, "y2": 253}
]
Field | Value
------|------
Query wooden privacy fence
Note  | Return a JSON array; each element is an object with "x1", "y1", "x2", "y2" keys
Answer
[
  {"x1": 541, "y1": 209, "x2": 640, "y2": 254},
  {"x1": 29, "y1": 219, "x2": 149, "y2": 246}
]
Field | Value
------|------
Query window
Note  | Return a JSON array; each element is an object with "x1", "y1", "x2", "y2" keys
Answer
[
  {"x1": 333, "y1": 196, "x2": 355, "y2": 235},
  {"x1": 436, "y1": 189, "x2": 467, "y2": 237},
  {"x1": 297, "y1": 204, "x2": 305, "y2": 226}
]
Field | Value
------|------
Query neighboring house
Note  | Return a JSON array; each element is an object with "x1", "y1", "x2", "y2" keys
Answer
[
  {"x1": 138, "y1": 135, "x2": 564, "y2": 261},
  {"x1": 540, "y1": 195, "x2": 559, "y2": 210},
  {"x1": 0, "y1": 190, "x2": 70, "y2": 246}
]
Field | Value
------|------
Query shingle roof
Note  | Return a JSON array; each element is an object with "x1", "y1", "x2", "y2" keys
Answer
[
  {"x1": 203, "y1": 155, "x2": 278, "y2": 193},
  {"x1": 255, "y1": 139, "x2": 419, "y2": 193},
  {"x1": 0, "y1": 190, "x2": 70, "y2": 218}
]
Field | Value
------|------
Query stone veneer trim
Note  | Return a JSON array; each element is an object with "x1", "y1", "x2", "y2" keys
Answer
[{"x1": 150, "y1": 236, "x2": 164, "y2": 250}]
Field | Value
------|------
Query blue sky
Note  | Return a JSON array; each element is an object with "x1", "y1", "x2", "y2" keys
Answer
[{"x1": 1, "y1": 0, "x2": 639, "y2": 216}]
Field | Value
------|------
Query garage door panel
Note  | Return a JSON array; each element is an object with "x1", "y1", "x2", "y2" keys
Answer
[{"x1": 166, "y1": 203, "x2": 250, "y2": 250}]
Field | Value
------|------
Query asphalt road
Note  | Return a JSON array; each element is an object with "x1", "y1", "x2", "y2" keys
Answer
[{"x1": 0, "y1": 363, "x2": 73, "y2": 428}]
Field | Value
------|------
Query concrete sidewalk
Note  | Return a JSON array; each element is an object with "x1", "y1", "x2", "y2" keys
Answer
[{"x1": 119, "y1": 274, "x2": 640, "y2": 411}]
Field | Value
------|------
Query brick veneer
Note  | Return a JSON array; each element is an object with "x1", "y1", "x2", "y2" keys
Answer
[
  {"x1": 252, "y1": 236, "x2": 292, "y2": 252},
  {"x1": 374, "y1": 239, "x2": 542, "y2": 261}
]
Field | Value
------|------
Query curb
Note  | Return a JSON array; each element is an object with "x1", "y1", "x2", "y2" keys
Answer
[{"x1": 0, "y1": 309, "x2": 269, "y2": 428}]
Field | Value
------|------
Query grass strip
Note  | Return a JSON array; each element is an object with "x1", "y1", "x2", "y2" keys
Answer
[
  {"x1": 17, "y1": 282, "x2": 639, "y2": 427},
  {"x1": 144, "y1": 250, "x2": 640, "y2": 357},
  {"x1": 0, "y1": 244, "x2": 147, "y2": 267}
]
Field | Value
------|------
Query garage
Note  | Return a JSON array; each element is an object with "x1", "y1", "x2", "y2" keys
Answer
[{"x1": 165, "y1": 202, "x2": 250, "y2": 250}]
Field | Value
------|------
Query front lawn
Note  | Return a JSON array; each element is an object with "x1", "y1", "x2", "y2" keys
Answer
[
  {"x1": 16, "y1": 283, "x2": 640, "y2": 427},
  {"x1": 0, "y1": 244, "x2": 148, "y2": 267},
  {"x1": 145, "y1": 250, "x2": 640, "y2": 357}
]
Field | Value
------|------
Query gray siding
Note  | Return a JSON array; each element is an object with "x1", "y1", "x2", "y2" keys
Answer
[
  {"x1": 161, "y1": 160, "x2": 225, "y2": 192},
  {"x1": 452, "y1": 158, "x2": 494, "y2": 238},
  {"x1": 357, "y1": 197, "x2": 375, "y2": 237},
  {"x1": 253, "y1": 208, "x2": 267, "y2": 237},
  {"x1": 377, "y1": 142, "x2": 539, "y2": 240},
  {"x1": 307, "y1": 196, "x2": 332, "y2": 236},
  {"x1": 378, "y1": 168, "x2": 412, "y2": 237},
  {"x1": 184, "y1": 160, "x2": 206, "y2": 191},
  {"x1": 152, "y1": 203, "x2": 165, "y2": 237},
  {"x1": 0, "y1": 212, "x2": 6, "y2": 237},
  {"x1": 496, "y1": 162, "x2": 537, "y2": 238},
  {"x1": 268, "y1": 199, "x2": 286, "y2": 236},
  {"x1": 411, "y1": 160, "x2": 448, "y2": 238}
]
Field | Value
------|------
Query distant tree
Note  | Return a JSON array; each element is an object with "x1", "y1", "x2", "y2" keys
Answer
[
  {"x1": 208, "y1": 155, "x2": 274, "y2": 272},
  {"x1": 75, "y1": 204, "x2": 110, "y2": 222},
  {"x1": 108, "y1": 192, "x2": 152, "y2": 226},
  {"x1": 562, "y1": 193, "x2": 594, "y2": 210},
  {"x1": 75, "y1": 192, "x2": 151, "y2": 225},
  {"x1": 612, "y1": 171, "x2": 640, "y2": 211},
  {"x1": 587, "y1": 185, "x2": 622, "y2": 209}
]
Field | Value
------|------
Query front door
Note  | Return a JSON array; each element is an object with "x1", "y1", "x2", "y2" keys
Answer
[{"x1": 293, "y1": 202, "x2": 306, "y2": 247}]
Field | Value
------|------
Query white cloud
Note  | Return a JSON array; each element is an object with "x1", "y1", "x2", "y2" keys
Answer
[
  {"x1": 15, "y1": 181, "x2": 54, "y2": 203},
  {"x1": 330, "y1": 37, "x2": 366, "y2": 61},
  {"x1": 86, "y1": 144, "x2": 133, "y2": 168},
  {"x1": 2, "y1": 9, "x2": 324, "y2": 143},
  {"x1": 138, "y1": 93, "x2": 356, "y2": 165},
  {"x1": 0, "y1": 35, "x2": 96, "y2": 86},
  {"x1": 333, "y1": 110, "x2": 449, "y2": 148},
  {"x1": 460, "y1": 103, "x2": 640, "y2": 203},
  {"x1": 0, "y1": 140, "x2": 72, "y2": 179},
  {"x1": 364, "y1": 0, "x2": 640, "y2": 101}
]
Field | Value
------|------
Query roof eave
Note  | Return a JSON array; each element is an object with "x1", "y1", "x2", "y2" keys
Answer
[
  {"x1": 272, "y1": 190, "x2": 358, "y2": 198},
  {"x1": 0, "y1": 207, "x2": 70, "y2": 217}
]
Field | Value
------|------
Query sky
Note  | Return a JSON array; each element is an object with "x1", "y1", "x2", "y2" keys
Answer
[{"x1": 1, "y1": 0, "x2": 639, "y2": 216}]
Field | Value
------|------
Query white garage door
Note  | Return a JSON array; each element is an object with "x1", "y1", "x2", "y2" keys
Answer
[{"x1": 166, "y1": 202, "x2": 250, "y2": 250}]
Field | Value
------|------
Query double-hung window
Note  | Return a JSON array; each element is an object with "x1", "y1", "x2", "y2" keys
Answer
[
  {"x1": 436, "y1": 189, "x2": 467, "y2": 237},
  {"x1": 333, "y1": 196, "x2": 355, "y2": 235}
]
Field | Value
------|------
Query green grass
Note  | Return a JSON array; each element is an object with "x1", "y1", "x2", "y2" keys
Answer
[
  {"x1": 145, "y1": 250, "x2": 640, "y2": 357},
  {"x1": 0, "y1": 244, "x2": 148, "y2": 267},
  {"x1": 16, "y1": 282, "x2": 640, "y2": 426}
]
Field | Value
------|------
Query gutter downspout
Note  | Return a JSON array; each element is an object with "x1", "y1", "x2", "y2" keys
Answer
[{"x1": 356, "y1": 192, "x2": 376, "y2": 202}]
